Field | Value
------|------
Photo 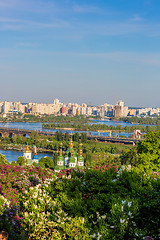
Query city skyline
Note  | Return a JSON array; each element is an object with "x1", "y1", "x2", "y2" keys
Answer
[
  {"x1": 1, "y1": 99, "x2": 160, "y2": 118},
  {"x1": 1, "y1": 98, "x2": 159, "y2": 109},
  {"x1": 1, "y1": 0, "x2": 160, "y2": 107}
]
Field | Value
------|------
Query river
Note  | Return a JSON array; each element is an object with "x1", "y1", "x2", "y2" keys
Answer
[
  {"x1": 0, "y1": 149, "x2": 53, "y2": 163},
  {"x1": 0, "y1": 119, "x2": 142, "y2": 137},
  {"x1": 0, "y1": 119, "x2": 146, "y2": 138},
  {"x1": 0, "y1": 119, "x2": 139, "y2": 131}
]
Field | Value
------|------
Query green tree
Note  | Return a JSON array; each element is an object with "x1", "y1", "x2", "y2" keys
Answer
[
  {"x1": 73, "y1": 132, "x2": 79, "y2": 142},
  {"x1": 30, "y1": 131, "x2": 39, "y2": 145},
  {"x1": 120, "y1": 147, "x2": 138, "y2": 166},
  {"x1": 39, "y1": 157, "x2": 54, "y2": 169},
  {"x1": 85, "y1": 153, "x2": 92, "y2": 167},
  {"x1": 11, "y1": 135, "x2": 18, "y2": 144},
  {"x1": 11, "y1": 160, "x2": 18, "y2": 166},
  {"x1": 2, "y1": 137, "x2": 11, "y2": 144},
  {"x1": 17, "y1": 156, "x2": 25, "y2": 166},
  {"x1": 64, "y1": 132, "x2": 69, "y2": 141},
  {"x1": 0, "y1": 153, "x2": 8, "y2": 164},
  {"x1": 136, "y1": 131, "x2": 160, "y2": 172},
  {"x1": 52, "y1": 152, "x2": 58, "y2": 167},
  {"x1": 81, "y1": 133, "x2": 87, "y2": 143}
]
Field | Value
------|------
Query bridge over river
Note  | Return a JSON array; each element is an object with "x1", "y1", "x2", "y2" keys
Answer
[{"x1": 0, "y1": 127, "x2": 140, "y2": 145}]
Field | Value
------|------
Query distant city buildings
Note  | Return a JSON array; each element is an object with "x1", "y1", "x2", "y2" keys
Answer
[
  {"x1": 0, "y1": 98, "x2": 160, "y2": 118},
  {"x1": 114, "y1": 100, "x2": 128, "y2": 118}
]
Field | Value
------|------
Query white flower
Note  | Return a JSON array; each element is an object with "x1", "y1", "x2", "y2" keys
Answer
[
  {"x1": 82, "y1": 217, "x2": 85, "y2": 223},
  {"x1": 128, "y1": 211, "x2": 132, "y2": 216},
  {"x1": 97, "y1": 232, "x2": 102, "y2": 240},
  {"x1": 0, "y1": 195, "x2": 10, "y2": 207},
  {"x1": 32, "y1": 194, "x2": 38, "y2": 199},
  {"x1": 120, "y1": 218, "x2": 125, "y2": 224},
  {"x1": 92, "y1": 221, "x2": 97, "y2": 224},
  {"x1": 90, "y1": 233, "x2": 96, "y2": 238},
  {"x1": 121, "y1": 165, "x2": 125, "y2": 171},
  {"x1": 24, "y1": 212, "x2": 28, "y2": 217},
  {"x1": 111, "y1": 179, "x2": 117, "y2": 182},
  {"x1": 127, "y1": 164, "x2": 131, "y2": 171}
]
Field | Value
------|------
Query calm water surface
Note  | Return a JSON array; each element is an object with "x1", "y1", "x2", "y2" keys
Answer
[
  {"x1": 0, "y1": 120, "x2": 137, "y2": 130},
  {"x1": 0, "y1": 149, "x2": 53, "y2": 163}
]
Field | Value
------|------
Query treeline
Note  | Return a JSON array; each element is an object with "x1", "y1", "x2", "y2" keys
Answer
[
  {"x1": 0, "y1": 130, "x2": 129, "y2": 169},
  {"x1": 0, "y1": 114, "x2": 93, "y2": 123},
  {"x1": 120, "y1": 130, "x2": 160, "y2": 172},
  {"x1": 0, "y1": 131, "x2": 131, "y2": 155},
  {"x1": 121, "y1": 116, "x2": 160, "y2": 125},
  {"x1": 42, "y1": 122, "x2": 160, "y2": 133}
]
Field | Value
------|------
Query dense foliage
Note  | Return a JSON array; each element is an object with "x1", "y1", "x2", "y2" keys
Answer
[
  {"x1": 0, "y1": 164, "x2": 159, "y2": 239},
  {"x1": 1, "y1": 131, "x2": 160, "y2": 239},
  {"x1": 0, "y1": 114, "x2": 93, "y2": 123},
  {"x1": 120, "y1": 131, "x2": 160, "y2": 172},
  {"x1": 121, "y1": 116, "x2": 160, "y2": 126},
  {"x1": 0, "y1": 153, "x2": 8, "y2": 164},
  {"x1": 0, "y1": 131, "x2": 131, "y2": 156},
  {"x1": 42, "y1": 122, "x2": 160, "y2": 134}
]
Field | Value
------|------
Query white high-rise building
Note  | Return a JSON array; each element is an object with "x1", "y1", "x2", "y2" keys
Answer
[{"x1": 53, "y1": 99, "x2": 60, "y2": 105}]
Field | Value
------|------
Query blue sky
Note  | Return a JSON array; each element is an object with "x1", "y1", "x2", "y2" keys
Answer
[{"x1": 0, "y1": 0, "x2": 160, "y2": 107}]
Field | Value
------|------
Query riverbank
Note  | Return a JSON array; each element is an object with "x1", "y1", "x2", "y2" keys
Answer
[
  {"x1": 42, "y1": 122, "x2": 158, "y2": 133},
  {"x1": 0, "y1": 115, "x2": 94, "y2": 124}
]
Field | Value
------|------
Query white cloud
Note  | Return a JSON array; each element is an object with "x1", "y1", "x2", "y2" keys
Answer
[
  {"x1": 73, "y1": 4, "x2": 100, "y2": 13},
  {"x1": 0, "y1": 0, "x2": 59, "y2": 13},
  {"x1": 0, "y1": 17, "x2": 70, "y2": 31}
]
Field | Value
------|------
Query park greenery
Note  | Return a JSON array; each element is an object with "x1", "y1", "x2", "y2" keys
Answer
[
  {"x1": 0, "y1": 164, "x2": 159, "y2": 239},
  {"x1": 42, "y1": 122, "x2": 160, "y2": 133},
  {"x1": 0, "y1": 131, "x2": 160, "y2": 239},
  {"x1": 0, "y1": 131, "x2": 131, "y2": 168},
  {"x1": 0, "y1": 153, "x2": 8, "y2": 165},
  {"x1": 121, "y1": 131, "x2": 160, "y2": 172}
]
